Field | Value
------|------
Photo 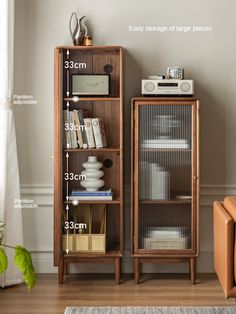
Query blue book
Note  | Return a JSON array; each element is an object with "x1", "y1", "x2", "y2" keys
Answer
[{"x1": 71, "y1": 189, "x2": 112, "y2": 196}]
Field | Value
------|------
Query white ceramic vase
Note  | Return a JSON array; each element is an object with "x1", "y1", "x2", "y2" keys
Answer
[{"x1": 80, "y1": 156, "x2": 104, "y2": 191}]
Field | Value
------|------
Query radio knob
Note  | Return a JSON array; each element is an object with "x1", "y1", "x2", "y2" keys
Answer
[
  {"x1": 180, "y1": 82, "x2": 191, "y2": 92},
  {"x1": 144, "y1": 81, "x2": 155, "y2": 92}
]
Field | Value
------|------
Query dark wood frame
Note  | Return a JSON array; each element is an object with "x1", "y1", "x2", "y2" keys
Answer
[
  {"x1": 54, "y1": 46, "x2": 124, "y2": 284},
  {"x1": 131, "y1": 97, "x2": 200, "y2": 284}
]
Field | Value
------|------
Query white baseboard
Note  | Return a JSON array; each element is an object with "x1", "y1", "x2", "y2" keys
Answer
[{"x1": 21, "y1": 184, "x2": 234, "y2": 274}]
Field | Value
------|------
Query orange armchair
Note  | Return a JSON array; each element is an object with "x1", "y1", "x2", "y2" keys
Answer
[{"x1": 214, "y1": 196, "x2": 236, "y2": 298}]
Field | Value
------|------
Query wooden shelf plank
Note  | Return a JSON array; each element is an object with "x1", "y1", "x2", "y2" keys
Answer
[
  {"x1": 141, "y1": 148, "x2": 192, "y2": 152},
  {"x1": 64, "y1": 97, "x2": 120, "y2": 102},
  {"x1": 56, "y1": 45, "x2": 123, "y2": 51},
  {"x1": 64, "y1": 199, "x2": 120, "y2": 205},
  {"x1": 64, "y1": 147, "x2": 120, "y2": 153},
  {"x1": 140, "y1": 199, "x2": 192, "y2": 205},
  {"x1": 63, "y1": 250, "x2": 122, "y2": 258}
]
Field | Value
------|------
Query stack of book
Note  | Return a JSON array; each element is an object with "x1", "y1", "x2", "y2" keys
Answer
[
  {"x1": 142, "y1": 138, "x2": 189, "y2": 149},
  {"x1": 144, "y1": 227, "x2": 189, "y2": 250},
  {"x1": 63, "y1": 109, "x2": 107, "y2": 149},
  {"x1": 140, "y1": 162, "x2": 170, "y2": 200},
  {"x1": 69, "y1": 188, "x2": 113, "y2": 201}
]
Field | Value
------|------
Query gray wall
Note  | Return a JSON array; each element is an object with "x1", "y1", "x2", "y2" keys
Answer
[{"x1": 13, "y1": 0, "x2": 236, "y2": 273}]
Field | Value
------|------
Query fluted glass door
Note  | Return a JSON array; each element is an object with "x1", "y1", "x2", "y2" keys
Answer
[{"x1": 136, "y1": 103, "x2": 194, "y2": 252}]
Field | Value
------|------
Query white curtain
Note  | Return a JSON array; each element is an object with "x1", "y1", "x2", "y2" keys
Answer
[{"x1": 0, "y1": 0, "x2": 23, "y2": 287}]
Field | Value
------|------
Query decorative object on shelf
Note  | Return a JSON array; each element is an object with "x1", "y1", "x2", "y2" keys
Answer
[
  {"x1": 62, "y1": 205, "x2": 106, "y2": 253},
  {"x1": 84, "y1": 35, "x2": 93, "y2": 46},
  {"x1": 80, "y1": 156, "x2": 104, "y2": 191},
  {"x1": 72, "y1": 74, "x2": 110, "y2": 96},
  {"x1": 154, "y1": 115, "x2": 180, "y2": 139},
  {"x1": 69, "y1": 13, "x2": 88, "y2": 46},
  {"x1": 167, "y1": 67, "x2": 184, "y2": 80}
]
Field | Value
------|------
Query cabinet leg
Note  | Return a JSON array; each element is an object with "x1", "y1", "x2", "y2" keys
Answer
[
  {"x1": 190, "y1": 257, "x2": 196, "y2": 284},
  {"x1": 134, "y1": 258, "x2": 140, "y2": 284},
  {"x1": 58, "y1": 258, "x2": 64, "y2": 284},
  {"x1": 115, "y1": 257, "x2": 121, "y2": 284},
  {"x1": 64, "y1": 262, "x2": 69, "y2": 276}
]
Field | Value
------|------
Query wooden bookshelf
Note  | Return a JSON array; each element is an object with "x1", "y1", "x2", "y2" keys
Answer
[{"x1": 54, "y1": 46, "x2": 124, "y2": 284}]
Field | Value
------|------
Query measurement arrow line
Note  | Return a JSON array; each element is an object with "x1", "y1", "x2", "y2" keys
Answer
[
  {"x1": 66, "y1": 204, "x2": 69, "y2": 220},
  {"x1": 66, "y1": 182, "x2": 69, "y2": 201},
  {"x1": 66, "y1": 70, "x2": 69, "y2": 97},
  {"x1": 66, "y1": 230, "x2": 69, "y2": 254},
  {"x1": 66, "y1": 152, "x2": 69, "y2": 171},
  {"x1": 66, "y1": 49, "x2": 70, "y2": 59},
  {"x1": 66, "y1": 152, "x2": 69, "y2": 201},
  {"x1": 66, "y1": 105, "x2": 70, "y2": 149}
]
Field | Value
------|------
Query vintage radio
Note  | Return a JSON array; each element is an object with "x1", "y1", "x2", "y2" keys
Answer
[
  {"x1": 72, "y1": 74, "x2": 110, "y2": 96},
  {"x1": 142, "y1": 79, "x2": 194, "y2": 96}
]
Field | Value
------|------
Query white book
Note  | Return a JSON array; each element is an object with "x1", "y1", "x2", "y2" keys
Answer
[
  {"x1": 142, "y1": 143, "x2": 189, "y2": 149},
  {"x1": 84, "y1": 118, "x2": 95, "y2": 148},
  {"x1": 73, "y1": 110, "x2": 83, "y2": 148},
  {"x1": 69, "y1": 111, "x2": 78, "y2": 148},
  {"x1": 144, "y1": 237, "x2": 187, "y2": 250},
  {"x1": 63, "y1": 110, "x2": 71, "y2": 148},
  {"x1": 92, "y1": 118, "x2": 107, "y2": 148},
  {"x1": 144, "y1": 139, "x2": 188, "y2": 144},
  {"x1": 77, "y1": 109, "x2": 88, "y2": 149}
]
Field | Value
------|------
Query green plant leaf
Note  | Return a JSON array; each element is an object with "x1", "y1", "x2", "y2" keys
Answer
[
  {"x1": 14, "y1": 245, "x2": 36, "y2": 290},
  {"x1": 0, "y1": 247, "x2": 8, "y2": 275}
]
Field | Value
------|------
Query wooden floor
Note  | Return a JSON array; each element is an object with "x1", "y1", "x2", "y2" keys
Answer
[{"x1": 0, "y1": 274, "x2": 235, "y2": 314}]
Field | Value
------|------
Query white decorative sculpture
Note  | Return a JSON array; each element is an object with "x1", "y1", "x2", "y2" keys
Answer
[{"x1": 80, "y1": 156, "x2": 104, "y2": 191}]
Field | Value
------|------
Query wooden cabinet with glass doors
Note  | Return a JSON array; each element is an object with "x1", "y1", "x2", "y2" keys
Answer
[{"x1": 131, "y1": 97, "x2": 199, "y2": 284}]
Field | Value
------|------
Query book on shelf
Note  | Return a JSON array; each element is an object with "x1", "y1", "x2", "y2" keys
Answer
[
  {"x1": 63, "y1": 109, "x2": 88, "y2": 149},
  {"x1": 63, "y1": 110, "x2": 71, "y2": 148},
  {"x1": 143, "y1": 226, "x2": 189, "y2": 249},
  {"x1": 69, "y1": 111, "x2": 78, "y2": 149},
  {"x1": 71, "y1": 188, "x2": 112, "y2": 196},
  {"x1": 92, "y1": 118, "x2": 107, "y2": 148},
  {"x1": 142, "y1": 138, "x2": 189, "y2": 149},
  {"x1": 73, "y1": 109, "x2": 83, "y2": 148},
  {"x1": 77, "y1": 109, "x2": 88, "y2": 149},
  {"x1": 149, "y1": 227, "x2": 187, "y2": 238},
  {"x1": 69, "y1": 195, "x2": 113, "y2": 201},
  {"x1": 140, "y1": 162, "x2": 170, "y2": 200},
  {"x1": 144, "y1": 237, "x2": 188, "y2": 249},
  {"x1": 63, "y1": 109, "x2": 108, "y2": 150},
  {"x1": 69, "y1": 189, "x2": 113, "y2": 201},
  {"x1": 84, "y1": 118, "x2": 96, "y2": 148}
]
